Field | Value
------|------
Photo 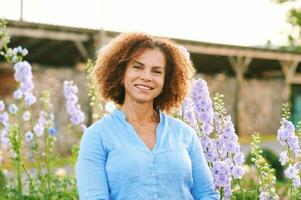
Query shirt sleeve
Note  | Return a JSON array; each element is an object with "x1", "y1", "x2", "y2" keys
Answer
[
  {"x1": 189, "y1": 130, "x2": 220, "y2": 200},
  {"x1": 76, "y1": 126, "x2": 109, "y2": 200}
]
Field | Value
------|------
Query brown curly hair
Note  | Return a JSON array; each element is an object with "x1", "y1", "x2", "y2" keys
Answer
[{"x1": 93, "y1": 32, "x2": 195, "y2": 113}]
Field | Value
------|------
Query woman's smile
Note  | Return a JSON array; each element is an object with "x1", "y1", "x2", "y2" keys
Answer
[{"x1": 134, "y1": 84, "x2": 154, "y2": 91}]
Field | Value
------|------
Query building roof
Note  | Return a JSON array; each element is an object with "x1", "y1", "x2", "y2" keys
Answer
[{"x1": 2, "y1": 19, "x2": 301, "y2": 77}]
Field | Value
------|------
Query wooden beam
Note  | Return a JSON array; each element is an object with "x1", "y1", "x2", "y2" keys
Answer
[
  {"x1": 7, "y1": 27, "x2": 90, "y2": 42},
  {"x1": 93, "y1": 29, "x2": 109, "y2": 50},
  {"x1": 228, "y1": 56, "x2": 252, "y2": 135},
  {"x1": 280, "y1": 60, "x2": 299, "y2": 82},
  {"x1": 228, "y1": 56, "x2": 252, "y2": 76},
  {"x1": 74, "y1": 41, "x2": 89, "y2": 60},
  {"x1": 290, "y1": 74, "x2": 301, "y2": 84},
  {"x1": 280, "y1": 60, "x2": 300, "y2": 101},
  {"x1": 184, "y1": 43, "x2": 301, "y2": 61},
  {"x1": 92, "y1": 33, "x2": 301, "y2": 62}
]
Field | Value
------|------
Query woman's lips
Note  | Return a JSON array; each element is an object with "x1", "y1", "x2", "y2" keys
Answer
[{"x1": 135, "y1": 84, "x2": 153, "y2": 90}]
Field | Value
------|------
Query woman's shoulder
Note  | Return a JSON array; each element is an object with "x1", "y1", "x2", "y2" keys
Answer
[
  {"x1": 164, "y1": 114, "x2": 195, "y2": 135},
  {"x1": 165, "y1": 114, "x2": 193, "y2": 129},
  {"x1": 81, "y1": 114, "x2": 115, "y2": 140}
]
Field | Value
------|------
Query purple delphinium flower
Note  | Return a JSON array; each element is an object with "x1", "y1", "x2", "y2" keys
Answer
[
  {"x1": 63, "y1": 80, "x2": 86, "y2": 127},
  {"x1": 182, "y1": 97, "x2": 198, "y2": 130},
  {"x1": 0, "y1": 127, "x2": 10, "y2": 149},
  {"x1": 14, "y1": 61, "x2": 33, "y2": 90},
  {"x1": 279, "y1": 151, "x2": 288, "y2": 166},
  {"x1": 22, "y1": 111, "x2": 31, "y2": 121},
  {"x1": 259, "y1": 192, "x2": 269, "y2": 200},
  {"x1": 204, "y1": 147, "x2": 218, "y2": 163},
  {"x1": 32, "y1": 111, "x2": 55, "y2": 138},
  {"x1": 13, "y1": 61, "x2": 36, "y2": 105},
  {"x1": 13, "y1": 89, "x2": 23, "y2": 100},
  {"x1": 209, "y1": 107, "x2": 245, "y2": 194},
  {"x1": 232, "y1": 166, "x2": 244, "y2": 179},
  {"x1": 48, "y1": 127, "x2": 57, "y2": 137},
  {"x1": 34, "y1": 123, "x2": 44, "y2": 137},
  {"x1": 211, "y1": 160, "x2": 232, "y2": 189},
  {"x1": 234, "y1": 152, "x2": 245, "y2": 166},
  {"x1": 223, "y1": 187, "x2": 232, "y2": 200},
  {"x1": 277, "y1": 117, "x2": 301, "y2": 189},
  {"x1": 24, "y1": 93, "x2": 37, "y2": 105},
  {"x1": 0, "y1": 112, "x2": 9, "y2": 126},
  {"x1": 190, "y1": 79, "x2": 214, "y2": 135},
  {"x1": 25, "y1": 131, "x2": 34, "y2": 142},
  {"x1": 33, "y1": 111, "x2": 46, "y2": 137},
  {"x1": 277, "y1": 118, "x2": 300, "y2": 155},
  {"x1": 285, "y1": 164, "x2": 298, "y2": 179},
  {"x1": 0, "y1": 101, "x2": 4, "y2": 112},
  {"x1": 8, "y1": 104, "x2": 18, "y2": 114},
  {"x1": 293, "y1": 176, "x2": 301, "y2": 188},
  {"x1": 182, "y1": 78, "x2": 245, "y2": 198}
]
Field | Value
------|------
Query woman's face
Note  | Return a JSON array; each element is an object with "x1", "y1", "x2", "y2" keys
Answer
[{"x1": 122, "y1": 48, "x2": 166, "y2": 105}]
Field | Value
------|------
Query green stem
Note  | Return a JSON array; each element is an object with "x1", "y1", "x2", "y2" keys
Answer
[
  {"x1": 290, "y1": 183, "x2": 296, "y2": 200},
  {"x1": 33, "y1": 135, "x2": 42, "y2": 177},
  {"x1": 45, "y1": 135, "x2": 51, "y2": 200},
  {"x1": 14, "y1": 126, "x2": 23, "y2": 200},
  {"x1": 237, "y1": 179, "x2": 245, "y2": 200},
  {"x1": 219, "y1": 188, "x2": 223, "y2": 200},
  {"x1": 21, "y1": 163, "x2": 35, "y2": 193},
  {"x1": 21, "y1": 163, "x2": 31, "y2": 180},
  {"x1": 17, "y1": 160, "x2": 23, "y2": 199},
  {"x1": 29, "y1": 106, "x2": 42, "y2": 177},
  {"x1": 29, "y1": 106, "x2": 43, "y2": 187}
]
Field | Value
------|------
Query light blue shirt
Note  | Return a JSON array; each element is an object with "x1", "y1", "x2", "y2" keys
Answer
[{"x1": 76, "y1": 108, "x2": 219, "y2": 200}]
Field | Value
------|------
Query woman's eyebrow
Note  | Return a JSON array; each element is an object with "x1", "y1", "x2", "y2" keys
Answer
[
  {"x1": 133, "y1": 60, "x2": 144, "y2": 65},
  {"x1": 133, "y1": 60, "x2": 165, "y2": 69}
]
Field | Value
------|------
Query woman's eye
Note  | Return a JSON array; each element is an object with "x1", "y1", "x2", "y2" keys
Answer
[
  {"x1": 153, "y1": 71, "x2": 162, "y2": 74},
  {"x1": 133, "y1": 65, "x2": 142, "y2": 69}
]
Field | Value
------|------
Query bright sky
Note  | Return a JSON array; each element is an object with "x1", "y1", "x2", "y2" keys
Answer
[{"x1": 0, "y1": 0, "x2": 296, "y2": 46}]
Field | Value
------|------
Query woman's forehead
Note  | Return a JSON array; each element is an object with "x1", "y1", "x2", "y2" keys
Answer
[
  {"x1": 131, "y1": 47, "x2": 165, "y2": 59},
  {"x1": 130, "y1": 48, "x2": 166, "y2": 67}
]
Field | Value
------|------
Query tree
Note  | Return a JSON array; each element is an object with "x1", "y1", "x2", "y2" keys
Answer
[{"x1": 277, "y1": 0, "x2": 301, "y2": 51}]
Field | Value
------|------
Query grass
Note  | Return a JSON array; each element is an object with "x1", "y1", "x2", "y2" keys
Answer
[{"x1": 1, "y1": 155, "x2": 74, "y2": 171}]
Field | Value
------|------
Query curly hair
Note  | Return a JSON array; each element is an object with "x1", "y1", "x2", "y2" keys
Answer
[{"x1": 93, "y1": 32, "x2": 195, "y2": 113}]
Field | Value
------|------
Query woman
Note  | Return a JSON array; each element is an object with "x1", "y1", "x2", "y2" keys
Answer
[{"x1": 76, "y1": 32, "x2": 219, "y2": 200}]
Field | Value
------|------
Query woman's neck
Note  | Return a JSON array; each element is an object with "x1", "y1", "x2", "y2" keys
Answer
[{"x1": 120, "y1": 101, "x2": 159, "y2": 124}]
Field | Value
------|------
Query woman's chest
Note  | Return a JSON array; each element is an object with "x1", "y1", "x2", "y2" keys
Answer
[{"x1": 105, "y1": 146, "x2": 193, "y2": 188}]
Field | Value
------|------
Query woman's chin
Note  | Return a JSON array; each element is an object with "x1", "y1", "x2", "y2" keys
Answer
[{"x1": 132, "y1": 96, "x2": 154, "y2": 104}]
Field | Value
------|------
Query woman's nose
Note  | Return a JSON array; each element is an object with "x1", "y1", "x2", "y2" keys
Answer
[{"x1": 140, "y1": 69, "x2": 152, "y2": 81}]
